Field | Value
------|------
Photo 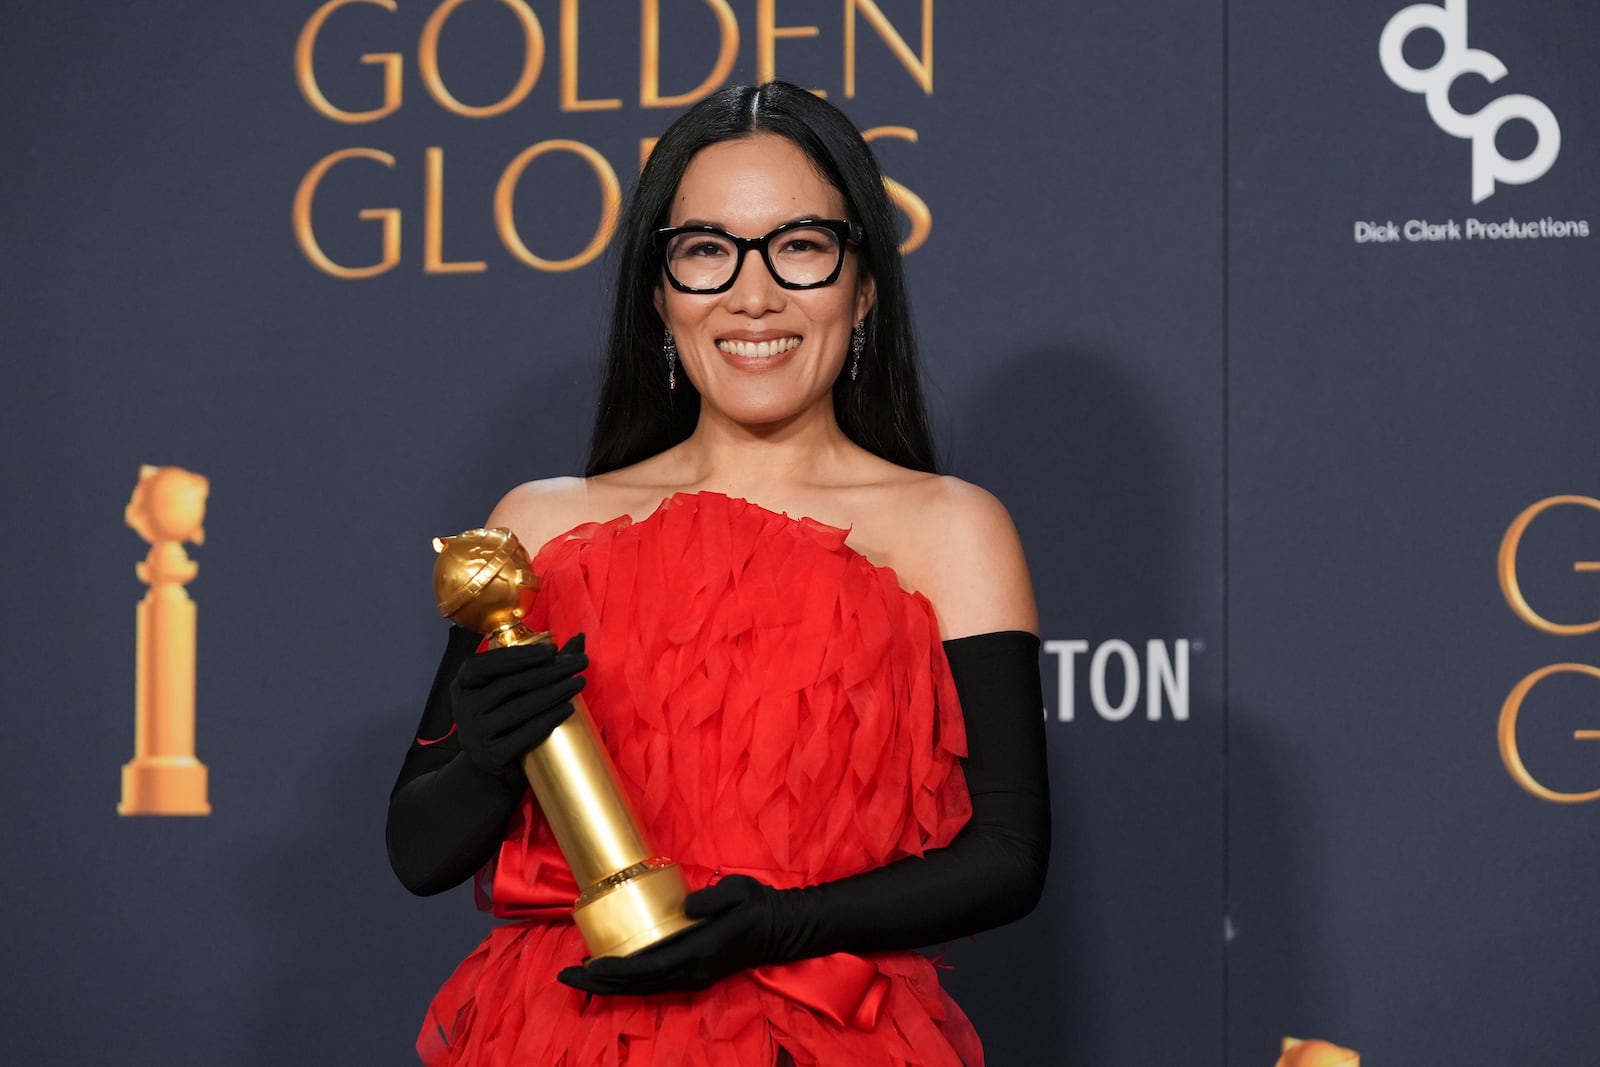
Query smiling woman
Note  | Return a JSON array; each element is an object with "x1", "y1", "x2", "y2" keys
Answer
[{"x1": 384, "y1": 82, "x2": 1051, "y2": 1067}]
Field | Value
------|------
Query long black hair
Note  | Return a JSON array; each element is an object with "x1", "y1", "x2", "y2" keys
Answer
[{"x1": 584, "y1": 82, "x2": 938, "y2": 476}]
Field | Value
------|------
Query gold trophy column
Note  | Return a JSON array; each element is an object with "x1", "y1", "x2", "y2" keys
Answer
[{"x1": 120, "y1": 466, "x2": 211, "y2": 816}]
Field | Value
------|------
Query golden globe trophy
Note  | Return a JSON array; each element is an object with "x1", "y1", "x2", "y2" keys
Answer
[
  {"x1": 432, "y1": 528, "x2": 697, "y2": 959},
  {"x1": 120, "y1": 465, "x2": 212, "y2": 816},
  {"x1": 1277, "y1": 1038, "x2": 1360, "y2": 1067}
]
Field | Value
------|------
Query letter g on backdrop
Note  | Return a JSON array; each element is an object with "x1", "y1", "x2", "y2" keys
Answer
[{"x1": 1378, "y1": 0, "x2": 1561, "y2": 203}]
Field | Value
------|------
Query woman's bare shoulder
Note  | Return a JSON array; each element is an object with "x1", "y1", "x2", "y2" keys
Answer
[
  {"x1": 887, "y1": 475, "x2": 1039, "y2": 640},
  {"x1": 484, "y1": 476, "x2": 592, "y2": 553},
  {"x1": 485, "y1": 472, "x2": 679, "y2": 553}
]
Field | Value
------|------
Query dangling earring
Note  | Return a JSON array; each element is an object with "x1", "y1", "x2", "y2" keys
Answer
[
  {"x1": 850, "y1": 321, "x2": 865, "y2": 381},
  {"x1": 664, "y1": 329, "x2": 677, "y2": 391}
]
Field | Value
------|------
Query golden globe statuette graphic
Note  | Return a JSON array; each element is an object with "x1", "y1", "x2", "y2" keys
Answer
[
  {"x1": 120, "y1": 466, "x2": 211, "y2": 816},
  {"x1": 1276, "y1": 1037, "x2": 1360, "y2": 1067},
  {"x1": 432, "y1": 527, "x2": 696, "y2": 958}
]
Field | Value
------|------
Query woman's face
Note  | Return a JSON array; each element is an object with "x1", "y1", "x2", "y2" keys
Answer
[{"x1": 653, "y1": 133, "x2": 875, "y2": 429}]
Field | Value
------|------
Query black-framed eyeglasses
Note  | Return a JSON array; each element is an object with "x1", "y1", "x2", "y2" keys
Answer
[{"x1": 656, "y1": 218, "x2": 865, "y2": 294}]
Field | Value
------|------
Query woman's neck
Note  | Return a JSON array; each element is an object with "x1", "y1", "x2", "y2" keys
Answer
[{"x1": 660, "y1": 404, "x2": 861, "y2": 494}]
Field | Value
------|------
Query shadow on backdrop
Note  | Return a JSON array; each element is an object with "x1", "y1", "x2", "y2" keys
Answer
[{"x1": 935, "y1": 344, "x2": 1225, "y2": 1064}]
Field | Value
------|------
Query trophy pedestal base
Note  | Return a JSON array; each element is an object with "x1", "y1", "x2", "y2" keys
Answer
[
  {"x1": 119, "y1": 757, "x2": 211, "y2": 816},
  {"x1": 575, "y1": 861, "x2": 698, "y2": 959}
]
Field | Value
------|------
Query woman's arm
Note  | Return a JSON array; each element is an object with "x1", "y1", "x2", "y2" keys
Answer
[
  {"x1": 384, "y1": 626, "x2": 524, "y2": 896},
  {"x1": 777, "y1": 628, "x2": 1050, "y2": 952},
  {"x1": 385, "y1": 626, "x2": 591, "y2": 895},
  {"x1": 794, "y1": 628, "x2": 1050, "y2": 945}
]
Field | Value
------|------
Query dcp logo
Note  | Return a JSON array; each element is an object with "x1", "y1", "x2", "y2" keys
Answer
[{"x1": 1379, "y1": 0, "x2": 1561, "y2": 203}]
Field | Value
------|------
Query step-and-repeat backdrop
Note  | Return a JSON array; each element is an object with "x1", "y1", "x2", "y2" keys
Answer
[{"x1": 1, "y1": 2, "x2": 1593, "y2": 1064}]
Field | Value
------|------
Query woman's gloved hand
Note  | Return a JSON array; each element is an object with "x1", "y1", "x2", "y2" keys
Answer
[
  {"x1": 558, "y1": 875, "x2": 786, "y2": 995},
  {"x1": 452, "y1": 633, "x2": 588, "y2": 781}
]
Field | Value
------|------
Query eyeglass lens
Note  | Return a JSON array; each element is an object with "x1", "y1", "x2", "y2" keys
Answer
[{"x1": 665, "y1": 225, "x2": 843, "y2": 290}]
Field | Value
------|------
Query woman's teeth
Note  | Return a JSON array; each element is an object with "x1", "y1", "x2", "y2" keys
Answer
[{"x1": 716, "y1": 337, "x2": 801, "y2": 358}]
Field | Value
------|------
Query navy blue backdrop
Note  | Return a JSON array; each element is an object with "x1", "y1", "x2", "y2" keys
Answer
[{"x1": 0, "y1": 2, "x2": 1593, "y2": 1064}]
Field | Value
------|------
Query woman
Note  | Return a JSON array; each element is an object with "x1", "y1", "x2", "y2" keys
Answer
[{"x1": 387, "y1": 82, "x2": 1050, "y2": 1067}]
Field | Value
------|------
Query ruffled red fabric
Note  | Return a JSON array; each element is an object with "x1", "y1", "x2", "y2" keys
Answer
[{"x1": 419, "y1": 492, "x2": 979, "y2": 1067}]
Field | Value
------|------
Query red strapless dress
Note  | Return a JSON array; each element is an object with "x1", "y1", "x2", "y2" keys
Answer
[{"x1": 418, "y1": 492, "x2": 980, "y2": 1067}]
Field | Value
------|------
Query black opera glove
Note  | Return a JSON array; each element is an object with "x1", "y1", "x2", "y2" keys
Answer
[
  {"x1": 387, "y1": 626, "x2": 499, "y2": 897},
  {"x1": 556, "y1": 631, "x2": 1051, "y2": 997},
  {"x1": 386, "y1": 628, "x2": 592, "y2": 896},
  {"x1": 558, "y1": 875, "x2": 790, "y2": 995},
  {"x1": 451, "y1": 633, "x2": 589, "y2": 781}
]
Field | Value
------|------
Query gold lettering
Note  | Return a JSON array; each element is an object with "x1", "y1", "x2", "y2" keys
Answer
[
  {"x1": 420, "y1": 0, "x2": 545, "y2": 119},
  {"x1": 844, "y1": 0, "x2": 933, "y2": 97},
  {"x1": 640, "y1": 0, "x2": 739, "y2": 108},
  {"x1": 1498, "y1": 495, "x2": 1600, "y2": 636},
  {"x1": 424, "y1": 148, "x2": 488, "y2": 274},
  {"x1": 1499, "y1": 663, "x2": 1600, "y2": 803},
  {"x1": 295, "y1": 0, "x2": 402, "y2": 123},
  {"x1": 863, "y1": 126, "x2": 931, "y2": 254},
  {"x1": 293, "y1": 148, "x2": 401, "y2": 279},
  {"x1": 757, "y1": 0, "x2": 823, "y2": 94},
  {"x1": 560, "y1": 0, "x2": 622, "y2": 112},
  {"x1": 639, "y1": 136, "x2": 660, "y2": 171},
  {"x1": 495, "y1": 140, "x2": 622, "y2": 271}
]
